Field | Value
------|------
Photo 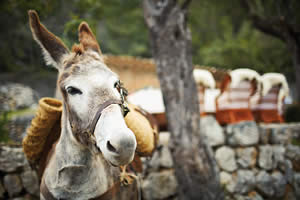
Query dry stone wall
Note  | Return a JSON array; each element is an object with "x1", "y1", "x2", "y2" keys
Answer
[
  {"x1": 141, "y1": 132, "x2": 178, "y2": 200},
  {"x1": 0, "y1": 133, "x2": 178, "y2": 200},
  {"x1": 1, "y1": 114, "x2": 300, "y2": 200},
  {"x1": 0, "y1": 145, "x2": 39, "y2": 200},
  {"x1": 136, "y1": 118, "x2": 300, "y2": 200},
  {"x1": 200, "y1": 116, "x2": 300, "y2": 200}
]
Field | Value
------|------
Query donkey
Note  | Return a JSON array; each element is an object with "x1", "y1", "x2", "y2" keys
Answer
[{"x1": 28, "y1": 10, "x2": 139, "y2": 200}]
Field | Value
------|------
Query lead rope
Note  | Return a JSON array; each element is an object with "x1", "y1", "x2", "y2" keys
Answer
[
  {"x1": 136, "y1": 173, "x2": 142, "y2": 200},
  {"x1": 119, "y1": 165, "x2": 136, "y2": 185},
  {"x1": 119, "y1": 165, "x2": 142, "y2": 200}
]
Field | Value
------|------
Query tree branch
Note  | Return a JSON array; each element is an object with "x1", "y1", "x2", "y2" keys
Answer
[
  {"x1": 240, "y1": 0, "x2": 250, "y2": 11},
  {"x1": 240, "y1": 0, "x2": 286, "y2": 41},
  {"x1": 181, "y1": 0, "x2": 192, "y2": 10},
  {"x1": 240, "y1": 0, "x2": 257, "y2": 14},
  {"x1": 250, "y1": 14, "x2": 286, "y2": 41}
]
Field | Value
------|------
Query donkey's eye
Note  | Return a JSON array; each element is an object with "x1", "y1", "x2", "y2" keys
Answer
[{"x1": 66, "y1": 86, "x2": 82, "y2": 95}]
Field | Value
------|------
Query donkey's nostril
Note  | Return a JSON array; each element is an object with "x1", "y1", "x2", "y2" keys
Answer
[{"x1": 107, "y1": 141, "x2": 117, "y2": 153}]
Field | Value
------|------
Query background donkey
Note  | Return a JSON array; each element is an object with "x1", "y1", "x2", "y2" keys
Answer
[{"x1": 28, "y1": 10, "x2": 139, "y2": 200}]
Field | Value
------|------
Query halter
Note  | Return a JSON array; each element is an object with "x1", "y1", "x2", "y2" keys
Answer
[
  {"x1": 40, "y1": 82, "x2": 136, "y2": 200},
  {"x1": 88, "y1": 81, "x2": 130, "y2": 136}
]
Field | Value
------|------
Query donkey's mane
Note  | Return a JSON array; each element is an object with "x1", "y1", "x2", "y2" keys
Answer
[{"x1": 72, "y1": 43, "x2": 85, "y2": 55}]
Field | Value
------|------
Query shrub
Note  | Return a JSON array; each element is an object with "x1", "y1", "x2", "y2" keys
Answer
[
  {"x1": 284, "y1": 103, "x2": 300, "y2": 122},
  {"x1": 0, "y1": 111, "x2": 10, "y2": 142}
]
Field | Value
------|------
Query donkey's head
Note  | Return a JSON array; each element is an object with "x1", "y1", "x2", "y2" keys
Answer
[{"x1": 28, "y1": 10, "x2": 136, "y2": 166}]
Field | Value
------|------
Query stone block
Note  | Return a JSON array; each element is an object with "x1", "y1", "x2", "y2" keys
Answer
[
  {"x1": 270, "y1": 125, "x2": 292, "y2": 145},
  {"x1": 3, "y1": 174, "x2": 23, "y2": 197},
  {"x1": 285, "y1": 144, "x2": 300, "y2": 172},
  {"x1": 255, "y1": 171, "x2": 274, "y2": 197},
  {"x1": 142, "y1": 170, "x2": 178, "y2": 200},
  {"x1": 21, "y1": 170, "x2": 39, "y2": 196},
  {"x1": 272, "y1": 145, "x2": 285, "y2": 169},
  {"x1": 0, "y1": 83, "x2": 38, "y2": 111},
  {"x1": 258, "y1": 124, "x2": 271, "y2": 144},
  {"x1": 258, "y1": 145, "x2": 273, "y2": 170},
  {"x1": 234, "y1": 192, "x2": 263, "y2": 200},
  {"x1": 247, "y1": 191, "x2": 263, "y2": 200},
  {"x1": 158, "y1": 132, "x2": 170, "y2": 146},
  {"x1": 284, "y1": 159, "x2": 294, "y2": 184},
  {"x1": 200, "y1": 116, "x2": 225, "y2": 147},
  {"x1": 294, "y1": 173, "x2": 300, "y2": 198},
  {"x1": 160, "y1": 146, "x2": 173, "y2": 168},
  {"x1": 236, "y1": 147, "x2": 257, "y2": 168},
  {"x1": 234, "y1": 170, "x2": 255, "y2": 194},
  {"x1": 220, "y1": 171, "x2": 236, "y2": 193},
  {"x1": 271, "y1": 171, "x2": 287, "y2": 198},
  {"x1": 215, "y1": 146, "x2": 237, "y2": 172},
  {"x1": 0, "y1": 146, "x2": 27, "y2": 173},
  {"x1": 226, "y1": 121, "x2": 259, "y2": 146}
]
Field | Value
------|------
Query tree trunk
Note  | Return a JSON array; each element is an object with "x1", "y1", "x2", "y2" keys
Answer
[
  {"x1": 143, "y1": 1, "x2": 224, "y2": 199},
  {"x1": 286, "y1": 37, "x2": 300, "y2": 102},
  {"x1": 292, "y1": 47, "x2": 300, "y2": 102}
]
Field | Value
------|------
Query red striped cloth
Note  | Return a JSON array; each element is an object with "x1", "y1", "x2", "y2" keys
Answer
[
  {"x1": 252, "y1": 86, "x2": 280, "y2": 111},
  {"x1": 216, "y1": 81, "x2": 255, "y2": 124},
  {"x1": 217, "y1": 81, "x2": 253, "y2": 110},
  {"x1": 251, "y1": 85, "x2": 284, "y2": 123}
]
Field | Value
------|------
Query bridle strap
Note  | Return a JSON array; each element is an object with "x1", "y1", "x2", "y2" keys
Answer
[
  {"x1": 40, "y1": 177, "x2": 58, "y2": 200},
  {"x1": 89, "y1": 99, "x2": 123, "y2": 135}
]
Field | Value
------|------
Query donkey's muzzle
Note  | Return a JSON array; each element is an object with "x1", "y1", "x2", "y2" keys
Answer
[
  {"x1": 94, "y1": 104, "x2": 137, "y2": 166},
  {"x1": 103, "y1": 129, "x2": 137, "y2": 165}
]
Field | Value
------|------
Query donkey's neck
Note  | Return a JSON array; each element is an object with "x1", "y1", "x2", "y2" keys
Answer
[{"x1": 44, "y1": 107, "x2": 119, "y2": 199}]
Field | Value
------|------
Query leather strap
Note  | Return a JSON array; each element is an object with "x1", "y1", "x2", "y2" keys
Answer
[
  {"x1": 90, "y1": 181, "x2": 120, "y2": 200},
  {"x1": 89, "y1": 99, "x2": 123, "y2": 135},
  {"x1": 40, "y1": 176, "x2": 121, "y2": 200},
  {"x1": 40, "y1": 177, "x2": 60, "y2": 200},
  {"x1": 38, "y1": 140, "x2": 58, "y2": 181}
]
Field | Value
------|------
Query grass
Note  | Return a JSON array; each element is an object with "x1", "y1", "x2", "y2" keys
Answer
[
  {"x1": 0, "y1": 108, "x2": 36, "y2": 143},
  {"x1": 0, "y1": 112, "x2": 11, "y2": 143},
  {"x1": 6, "y1": 108, "x2": 36, "y2": 119},
  {"x1": 291, "y1": 138, "x2": 300, "y2": 146}
]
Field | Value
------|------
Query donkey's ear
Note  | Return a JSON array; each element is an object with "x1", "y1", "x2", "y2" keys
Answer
[
  {"x1": 28, "y1": 10, "x2": 69, "y2": 69},
  {"x1": 78, "y1": 22, "x2": 102, "y2": 55}
]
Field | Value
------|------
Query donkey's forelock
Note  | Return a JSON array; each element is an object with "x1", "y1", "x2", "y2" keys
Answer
[{"x1": 62, "y1": 50, "x2": 104, "y2": 71}]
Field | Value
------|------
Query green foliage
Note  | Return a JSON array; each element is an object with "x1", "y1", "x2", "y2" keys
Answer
[
  {"x1": 284, "y1": 104, "x2": 300, "y2": 122},
  {"x1": 0, "y1": 112, "x2": 10, "y2": 142},
  {"x1": 0, "y1": 0, "x2": 151, "y2": 74},
  {"x1": 6, "y1": 108, "x2": 36, "y2": 120},
  {"x1": 68, "y1": 0, "x2": 150, "y2": 57},
  {"x1": 0, "y1": 108, "x2": 35, "y2": 143},
  {"x1": 189, "y1": 0, "x2": 293, "y2": 76},
  {"x1": 292, "y1": 138, "x2": 300, "y2": 147},
  {"x1": 0, "y1": 0, "x2": 66, "y2": 72},
  {"x1": 0, "y1": 0, "x2": 295, "y2": 84},
  {"x1": 199, "y1": 19, "x2": 292, "y2": 74}
]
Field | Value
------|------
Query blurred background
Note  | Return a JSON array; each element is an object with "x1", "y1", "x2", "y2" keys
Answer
[
  {"x1": 1, "y1": 0, "x2": 299, "y2": 139},
  {"x1": 0, "y1": 0, "x2": 299, "y2": 139},
  {"x1": 0, "y1": 0, "x2": 296, "y2": 92},
  {"x1": 0, "y1": 1, "x2": 300, "y2": 200}
]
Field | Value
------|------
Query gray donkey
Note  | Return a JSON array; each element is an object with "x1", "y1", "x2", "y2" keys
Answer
[{"x1": 28, "y1": 10, "x2": 139, "y2": 200}]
